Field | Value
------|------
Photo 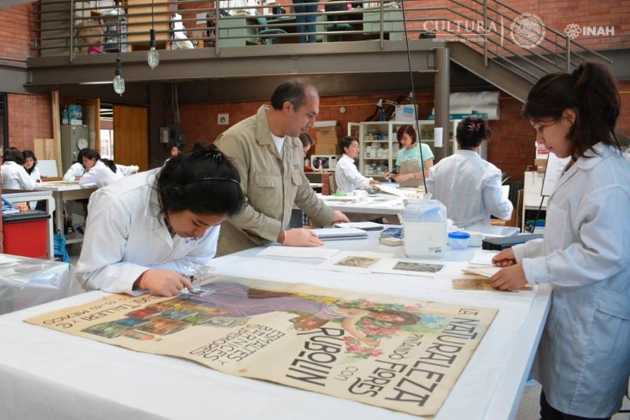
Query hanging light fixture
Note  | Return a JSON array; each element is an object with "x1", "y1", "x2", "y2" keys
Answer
[
  {"x1": 113, "y1": 10, "x2": 125, "y2": 95},
  {"x1": 113, "y1": 57, "x2": 126, "y2": 95},
  {"x1": 147, "y1": 0, "x2": 160, "y2": 69}
]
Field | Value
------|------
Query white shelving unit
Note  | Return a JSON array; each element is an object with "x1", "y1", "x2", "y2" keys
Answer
[{"x1": 348, "y1": 120, "x2": 461, "y2": 179}]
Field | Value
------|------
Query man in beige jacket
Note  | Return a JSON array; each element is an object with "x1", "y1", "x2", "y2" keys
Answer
[{"x1": 215, "y1": 81, "x2": 349, "y2": 255}]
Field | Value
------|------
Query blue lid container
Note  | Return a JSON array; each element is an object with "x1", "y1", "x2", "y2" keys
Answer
[{"x1": 448, "y1": 231, "x2": 471, "y2": 249}]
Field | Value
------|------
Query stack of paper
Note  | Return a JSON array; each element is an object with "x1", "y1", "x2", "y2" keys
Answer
[
  {"x1": 462, "y1": 266, "x2": 501, "y2": 278},
  {"x1": 334, "y1": 222, "x2": 383, "y2": 231},
  {"x1": 312, "y1": 228, "x2": 368, "y2": 241}
]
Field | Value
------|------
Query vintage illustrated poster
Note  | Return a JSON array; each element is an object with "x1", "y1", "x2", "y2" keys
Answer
[{"x1": 26, "y1": 276, "x2": 497, "y2": 416}]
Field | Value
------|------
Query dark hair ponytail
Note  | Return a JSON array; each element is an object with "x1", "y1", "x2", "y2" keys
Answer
[
  {"x1": 101, "y1": 159, "x2": 117, "y2": 173},
  {"x1": 523, "y1": 62, "x2": 621, "y2": 158},
  {"x1": 456, "y1": 117, "x2": 490, "y2": 149},
  {"x1": 81, "y1": 148, "x2": 118, "y2": 173},
  {"x1": 157, "y1": 143, "x2": 244, "y2": 216}
]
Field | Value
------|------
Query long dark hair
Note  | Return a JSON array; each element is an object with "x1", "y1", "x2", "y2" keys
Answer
[
  {"x1": 23, "y1": 150, "x2": 38, "y2": 175},
  {"x1": 157, "y1": 144, "x2": 244, "y2": 216},
  {"x1": 523, "y1": 62, "x2": 621, "y2": 158},
  {"x1": 456, "y1": 117, "x2": 490, "y2": 150},
  {"x1": 81, "y1": 148, "x2": 117, "y2": 173}
]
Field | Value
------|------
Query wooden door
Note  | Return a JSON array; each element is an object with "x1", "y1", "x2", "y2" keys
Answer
[{"x1": 113, "y1": 105, "x2": 149, "y2": 171}]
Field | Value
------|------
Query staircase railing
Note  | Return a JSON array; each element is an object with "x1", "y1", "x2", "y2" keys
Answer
[
  {"x1": 38, "y1": 0, "x2": 613, "y2": 83},
  {"x1": 437, "y1": 0, "x2": 613, "y2": 82}
]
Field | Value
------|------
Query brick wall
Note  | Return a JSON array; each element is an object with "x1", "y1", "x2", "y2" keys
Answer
[
  {"x1": 0, "y1": 3, "x2": 38, "y2": 62},
  {"x1": 7, "y1": 93, "x2": 53, "y2": 151},
  {"x1": 0, "y1": 3, "x2": 51, "y2": 152},
  {"x1": 501, "y1": 0, "x2": 629, "y2": 50},
  {"x1": 180, "y1": 90, "x2": 536, "y2": 180},
  {"x1": 181, "y1": 82, "x2": 630, "y2": 182}
]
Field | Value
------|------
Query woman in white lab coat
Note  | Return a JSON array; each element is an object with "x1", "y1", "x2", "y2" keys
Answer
[
  {"x1": 335, "y1": 136, "x2": 376, "y2": 193},
  {"x1": 63, "y1": 148, "x2": 87, "y2": 182},
  {"x1": 1, "y1": 148, "x2": 36, "y2": 190},
  {"x1": 76, "y1": 144, "x2": 245, "y2": 297},
  {"x1": 78, "y1": 148, "x2": 123, "y2": 188},
  {"x1": 490, "y1": 62, "x2": 630, "y2": 420},
  {"x1": 426, "y1": 117, "x2": 512, "y2": 227},
  {"x1": 23, "y1": 150, "x2": 41, "y2": 183}
]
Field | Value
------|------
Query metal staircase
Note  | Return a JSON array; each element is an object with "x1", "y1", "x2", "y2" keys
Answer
[{"x1": 439, "y1": 0, "x2": 613, "y2": 102}]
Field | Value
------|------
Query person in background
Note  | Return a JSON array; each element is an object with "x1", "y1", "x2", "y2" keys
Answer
[
  {"x1": 76, "y1": 145, "x2": 244, "y2": 296},
  {"x1": 294, "y1": 0, "x2": 319, "y2": 43},
  {"x1": 79, "y1": 148, "x2": 123, "y2": 188},
  {"x1": 299, "y1": 132, "x2": 313, "y2": 154},
  {"x1": 299, "y1": 132, "x2": 314, "y2": 171},
  {"x1": 388, "y1": 125, "x2": 434, "y2": 183},
  {"x1": 215, "y1": 81, "x2": 348, "y2": 255},
  {"x1": 1, "y1": 148, "x2": 36, "y2": 190},
  {"x1": 490, "y1": 62, "x2": 630, "y2": 420},
  {"x1": 22, "y1": 150, "x2": 41, "y2": 183},
  {"x1": 170, "y1": 142, "x2": 184, "y2": 159},
  {"x1": 427, "y1": 117, "x2": 512, "y2": 227},
  {"x1": 335, "y1": 136, "x2": 377, "y2": 193},
  {"x1": 63, "y1": 148, "x2": 88, "y2": 182}
]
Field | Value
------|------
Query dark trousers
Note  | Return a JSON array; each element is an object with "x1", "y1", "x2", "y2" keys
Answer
[
  {"x1": 540, "y1": 393, "x2": 611, "y2": 420},
  {"x1": 294, "y1": 0, "x2": 318, "y2": 42}
]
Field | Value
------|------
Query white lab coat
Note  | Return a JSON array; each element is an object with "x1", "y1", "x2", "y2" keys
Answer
[
  {"x1": 335, "y1": 154, "x2": 371, "y2": 193},
  {"x1": 28, "y1": 167, "x2": 41, "y2": 183},
  {"x1": 1, "y1": 161, "x2": 36, "y2": 190},
  {"x1": 79, "y1": 160, "x2": 123, "y2": 188},
  {"x1": 63, "y1": 162, "x2": 85, "y2": 182},
  {"x1": 427, "y1": 149, "x2": 512, "y2": 227},
  {"x1": 116, "y1": 164, "x2": 140, "y2": 176},
  {"x1": 513, "y1": 143, "x2": 630, "y2": 417},
  {"x1": 75, "y1": 169, "x2": 221, "y2": 294}
]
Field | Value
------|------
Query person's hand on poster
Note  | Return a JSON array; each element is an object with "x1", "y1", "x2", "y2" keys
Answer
[
  {"x1": 134, "y1": 269, "x2": 193, "y2": 296},
  {"x1": 489, "y1": 264, "x2": 528, "y2": 291},
  {"x1": 279, "y1": 228, "x2": 324, "y2": 247},
  {"x1": 332, "y1": 210, "x2": 350, "y2": 223},
  {"x1": 492, "y1": 248, "x2": 517, "y2": 267}
]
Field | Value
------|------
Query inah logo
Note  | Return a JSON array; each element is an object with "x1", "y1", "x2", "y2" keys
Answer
[
  {"x1": 564, "y1": 23, "x2": 615, "y2": 39},
  {"x1": 564, "y1": 23, "x2": 581, "y2": 40},
  {"x1": 511, "y1": 13, "x2": 545, "y2": 49}
]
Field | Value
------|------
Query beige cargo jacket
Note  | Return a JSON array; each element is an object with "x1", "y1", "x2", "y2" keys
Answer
[{"x1": 215, "y1": 105, "x2": 335, "y2": 255}]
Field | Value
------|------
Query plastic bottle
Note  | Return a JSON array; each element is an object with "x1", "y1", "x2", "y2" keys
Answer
[{"x1": 402, "y1": 199, "x2": 447, "y2": 258}]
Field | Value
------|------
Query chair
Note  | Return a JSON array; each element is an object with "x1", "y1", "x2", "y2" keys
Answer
[
  {"x1": 256, "y1": 16, "x2": 287, "y2": 45},
  {"x1": 324, "y1": 1, "x2": 353, "y2": 41}
]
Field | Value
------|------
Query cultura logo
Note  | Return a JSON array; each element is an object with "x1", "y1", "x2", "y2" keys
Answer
[{"x1": 511, "y1": 13, "x2": 546, "y2": 49}]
